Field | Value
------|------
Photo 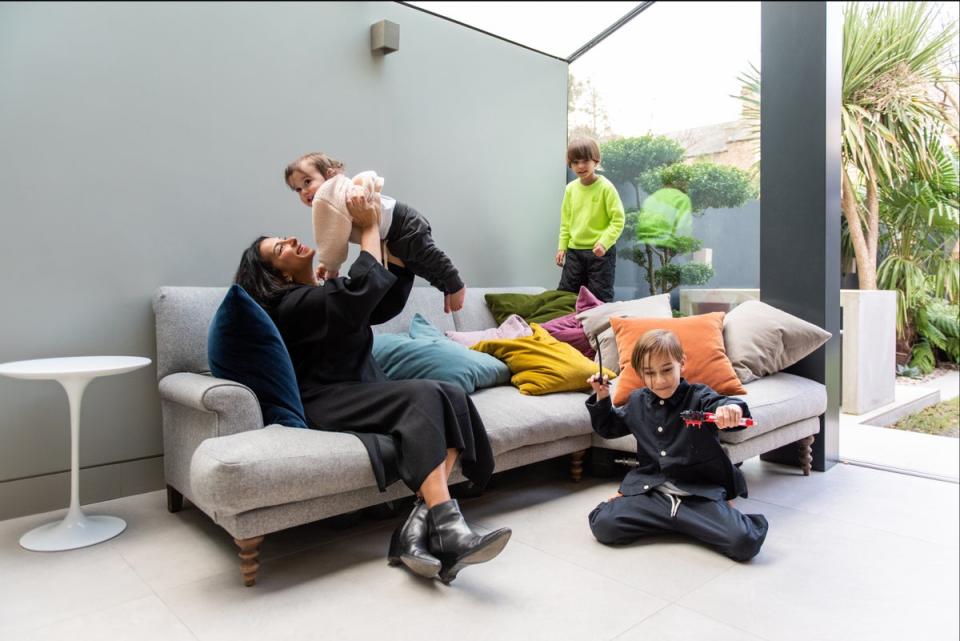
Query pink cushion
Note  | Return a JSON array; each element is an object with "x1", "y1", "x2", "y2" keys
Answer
[
  {"x1": 445, "y1": 314, "x2": 533, "y2": 348},
  {"x1": 540, "y1": 287, "x2": 603, "y2": 357}
]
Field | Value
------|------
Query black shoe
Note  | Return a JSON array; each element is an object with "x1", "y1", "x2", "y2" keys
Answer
[
  {"x1": 427, "y1": 499, "x2": 511, "y2": 584},
  {"x1": 387, "y1": 498, "x2": 442, "y2": 578}
]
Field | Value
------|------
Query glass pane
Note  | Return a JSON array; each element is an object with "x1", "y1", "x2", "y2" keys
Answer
[
  {"x1": 408, "y1": 1, "x2": 642, "y2": 59},
  {"x1": 568, "y1": 1, "x2": 762, "y2": 302}
]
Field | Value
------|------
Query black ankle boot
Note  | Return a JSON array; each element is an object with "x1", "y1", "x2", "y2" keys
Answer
[
  {"x1": 427, "y1": 499, "x2": 512, "y2": 584},
  {"x1": 387, "y1": 498, "x2": 442, "y2": 578}
]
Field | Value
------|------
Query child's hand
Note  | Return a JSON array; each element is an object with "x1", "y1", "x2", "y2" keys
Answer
[
  {"x1": 555, "y1": 250, "x2": 566, "y2": 267},
  {"x1": 587, "y1": 373, "x2": 610, "y2": 400},
  {"x1": 444, "y1": 287, "x2": 466, "y2": 314},
  {"x1": 607, "y1": 491, "x2": 623, "y2": 502},
  {"x1": 713, "y1": 404, "x2": 743, "y2": 429},
  {"x1": 592, "y1": 242, "x2": 606, "y2": 257}
]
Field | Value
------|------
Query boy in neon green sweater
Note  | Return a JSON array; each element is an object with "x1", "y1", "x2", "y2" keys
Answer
[{"x1": 556, "y1": 137, "x2": 625, "y2": 302}]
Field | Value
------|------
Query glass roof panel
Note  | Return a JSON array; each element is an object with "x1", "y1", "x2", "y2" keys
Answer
[{"x1": 407, "y1": 1, "x2": 643, "y2": 60}]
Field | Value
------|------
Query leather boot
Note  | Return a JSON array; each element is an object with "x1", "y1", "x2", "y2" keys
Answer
[
  {"x1": 387, "y1": 498, "x2": 442, "y2": 578},
  {"x1": 427, "y1": 499, "x2": 512, "y2": 584}
]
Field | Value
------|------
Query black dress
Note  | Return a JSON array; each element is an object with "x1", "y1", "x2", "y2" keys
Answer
[{"x1": 271, "y1": 251, "x2": 494, "y2": 493}]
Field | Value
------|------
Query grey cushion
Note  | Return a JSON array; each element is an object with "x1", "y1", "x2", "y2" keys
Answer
[
  {"x1": 722, "y1": 372, "x2": 827, "y2": 443},
  {"x1": 468, "y1": 386, "x2": 593, "y2": 456},
  {"x1": 576, "y1": 294, "x2": 673, "y2": 345},
  {"x1": 723, "y1": 300, "x2": 832, "y2": 383},
  {"x1": 190, "y1": 426, "x2": 379, "y2": 516},
  {"x1": 372, "y1": 286, "x2": 454, "y2": 336}
]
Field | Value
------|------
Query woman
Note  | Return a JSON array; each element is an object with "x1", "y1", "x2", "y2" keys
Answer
[{"x1": 233, "y1": 197, "x2": 510, "y2": 584}]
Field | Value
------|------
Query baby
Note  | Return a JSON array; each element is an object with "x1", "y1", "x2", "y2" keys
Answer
[{"x1": 285, "y1": 152, "x2": 466, "y2": 312}]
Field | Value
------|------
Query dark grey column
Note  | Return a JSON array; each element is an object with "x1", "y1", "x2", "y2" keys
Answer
[{"x1": 759, "y1": 2, "x2": 841, "y2": 472}]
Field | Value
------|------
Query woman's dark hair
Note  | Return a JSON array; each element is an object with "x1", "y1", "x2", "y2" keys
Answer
[{"x1": 233, "y1": 236, "x2": 296, "y2": 310}]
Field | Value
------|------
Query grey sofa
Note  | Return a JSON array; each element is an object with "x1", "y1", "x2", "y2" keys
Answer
[{"x1": 153, "y1": 285, "x2": 826, "y2": 586}]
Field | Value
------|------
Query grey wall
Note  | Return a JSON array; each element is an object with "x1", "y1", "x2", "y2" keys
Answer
[{"x1": 0, "y1": 2, "x2": 567, "y2": 518}]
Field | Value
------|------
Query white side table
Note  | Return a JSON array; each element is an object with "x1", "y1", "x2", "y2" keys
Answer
[{"x1": 0, "y1": 356, "x2": 152, "y2": 551}]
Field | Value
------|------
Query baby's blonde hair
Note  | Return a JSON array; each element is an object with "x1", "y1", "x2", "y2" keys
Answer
[
  {"x1": 284, "y1": 152, "x2": 344, "y2": 188},
  {"x1": 630, "y1": 329, "x2": 684, "y2": 374}
]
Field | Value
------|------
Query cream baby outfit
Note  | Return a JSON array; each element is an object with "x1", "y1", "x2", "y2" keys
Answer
[{"x1": 311, "y1": 170, "x2": 388, "y2": 275}]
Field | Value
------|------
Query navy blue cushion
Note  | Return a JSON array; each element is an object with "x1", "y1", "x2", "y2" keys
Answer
[{"x1": 207, "y1": 285, "x2": 308, "y2": 428}]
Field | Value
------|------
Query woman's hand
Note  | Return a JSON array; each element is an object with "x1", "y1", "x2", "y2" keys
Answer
[{"x1": 347, "y1": 190, "x2": 381, "y2": 229}]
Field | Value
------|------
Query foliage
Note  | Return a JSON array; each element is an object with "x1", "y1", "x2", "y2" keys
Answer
[
  {"x1": 639, "y1": 162, "x2": 757, "y2": 215},
  {"x1": 733, "y1": 61, "x2": 761, "y2": 181},
  {"x1": 875, "y1": 130, "x2": 959, "y2": 366},
  {"x1": 602, "y1": 135, "x2": 753, "y2": 296},
  {"x1": 600, "y1": 136, "x2": 685, "y2": 205},
  {"x1": 568, "y1": 71, "x2": 613, "y2": 141},
  {"x1": 889, "y1": 398, "x2": 959, "y2": 438},
  {"x1": 840, "y1": 1, "x2": 958, "y2": 290},
  {"x1": 895, "y1": 363, "x2": 923, "y2": 379}
]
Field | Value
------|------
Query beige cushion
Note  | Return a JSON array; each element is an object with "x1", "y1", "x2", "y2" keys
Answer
[
  {"x1": 594, "y1": 326, "x2": 621, "y2": 374},
  {"x1": 576, "y1": 294, "x2": 672, "y2": 345},
  {"x1": 723, "y1": 300, "x2": 832, "y2": 383}
]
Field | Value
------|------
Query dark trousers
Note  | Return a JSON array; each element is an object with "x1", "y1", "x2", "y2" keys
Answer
[
  {"x1": 588, "y1": 492, "x2": 768, "y2": 561},
  {"x1": 386, "y1": 202, "x2": 464, "y2": 294},
  {"x1": 557, "y1": 246, "x2": 616, "y2": 302}
]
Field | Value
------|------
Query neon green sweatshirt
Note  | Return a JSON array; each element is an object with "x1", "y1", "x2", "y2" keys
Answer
[{"x1": 557, "y1": 175, "x2": 625, "y2": 251}]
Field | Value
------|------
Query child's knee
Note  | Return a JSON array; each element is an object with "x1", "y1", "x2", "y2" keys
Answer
[
  {"x1": 727, "y1": 515, "x2": 768, "y2": 562},
  {"x1": 588, "y1": 502, "x2": 622, "y2": 545}
]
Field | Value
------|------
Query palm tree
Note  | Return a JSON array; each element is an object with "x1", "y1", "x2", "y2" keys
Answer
[
  {"x1": 735, "y1": 3, "x2": 958, "y2": 290},
  {"x1": 841, "y1": 2, "x2": 957, "y2": 289}
]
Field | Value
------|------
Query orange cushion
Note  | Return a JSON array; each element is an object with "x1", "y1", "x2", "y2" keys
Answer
[{"x1": 610, "y1": 313, "x2": 747, "y2": 406}]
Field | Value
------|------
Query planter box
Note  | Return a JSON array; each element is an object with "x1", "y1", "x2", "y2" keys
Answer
[{"x1": 840, "y1": 289, "x2": 897, "y2": 415}]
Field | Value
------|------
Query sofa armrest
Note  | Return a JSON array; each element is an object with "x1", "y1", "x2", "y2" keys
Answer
[{"x1": 159, "y1": 372, "x2": 264, "y2": 436}]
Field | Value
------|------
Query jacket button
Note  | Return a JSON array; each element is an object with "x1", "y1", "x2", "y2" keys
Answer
[
  {"x1": 643, "y1": 485, "x2": 650, "y2": 490},
  {"x1": 660, "y1": 450, "x2": 667, "y2": 456},
  {"x1": 659, "y1": 400, "x2": 665, "y2": 405},
  {"x1": 657, "y1": 426, "x2": 663, "y2": 433}
]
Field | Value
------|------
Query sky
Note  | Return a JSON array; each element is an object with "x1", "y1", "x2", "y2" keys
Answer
[{"x1": 412, "y1": 1, "x2": 959, "y2": 138}]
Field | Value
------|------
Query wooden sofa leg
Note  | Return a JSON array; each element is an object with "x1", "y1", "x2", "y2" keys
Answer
[
  {"x1": 570, "y1": 449, "x2": 587, "y2": 482},
  {"x1": 235, "y1": 536, "x2": 265, "y2": 587},
  {"x1": 166, "y1": 485, "x2": 184, "y2": 513},
  {"x1": 799, "y1": 435, "x2": 815, "y2": 476}
]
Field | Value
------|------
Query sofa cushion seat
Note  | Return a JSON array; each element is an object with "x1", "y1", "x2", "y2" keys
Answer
[
  {"x1": 190, "y1": 426, "x2": 378, "y2": 516},
  {"x1": 722, "y1": 372, "x2": 827, "y2": 444},
  {"x1": 468, "y1": 386, "x2": 593, "y2": 456}
]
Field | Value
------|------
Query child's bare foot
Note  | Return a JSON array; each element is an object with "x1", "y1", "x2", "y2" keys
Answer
[{"x1": 444, "y1": 287, "x2": 466, "y2": 313}]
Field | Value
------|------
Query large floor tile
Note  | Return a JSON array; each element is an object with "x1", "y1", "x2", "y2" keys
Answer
[
  {"x1": 464, "y1": 475, "x2": 737, "y2": 601},
  {"x1": 23, "y1": 595, "x2": 197, "y2": 641},
  {"x1": 614, "y1": 603, "x2": 767, "y2": 641},
  {"x1": 679, "y1": 501, "x2": 959, "y2": 641},
  {"x1": 157, "y1": 520, "x2": 669, "y2": 641},
  {"x1": 0, "y1": 533, "x2": 152, "y2": 636},
  {"x1": 741, "y1": 459, "x2": 960, "y2": 546},
  {"x1": 104, "y1": 490, "x2": 392, "y2": 591}
]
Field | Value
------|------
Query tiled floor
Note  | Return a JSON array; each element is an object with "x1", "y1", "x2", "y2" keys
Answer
[
  {"x1": 840, "y1": 371, "x2": 959, "y2": 481},
  {"x1": 1, "y1": 457, "x2": 957, "y2": 641}
]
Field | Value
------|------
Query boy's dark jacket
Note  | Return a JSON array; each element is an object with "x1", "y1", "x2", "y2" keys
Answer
[{"x1": 586, "y1": 378, "x2": 750, "y2": 501}]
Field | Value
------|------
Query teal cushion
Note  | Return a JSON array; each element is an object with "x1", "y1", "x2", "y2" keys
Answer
[{"x1": 373, "y1": 314, "x2": 511, "y2": 393}]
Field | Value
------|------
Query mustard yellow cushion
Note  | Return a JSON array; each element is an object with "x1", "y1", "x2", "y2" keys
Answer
[{"x1": 471, "y1": 324, "x2": 617, "y2": 395}]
